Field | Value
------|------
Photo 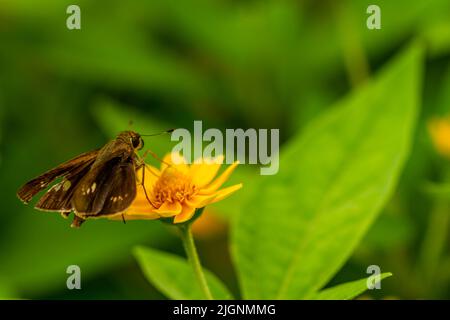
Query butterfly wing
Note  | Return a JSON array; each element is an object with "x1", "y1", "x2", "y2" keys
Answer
[
  {"x1": 34, "y1": 159, "x2": 94, "y2": 212},
  {"x1": 97, "y1": 160, "x2": 137, "y2": 216},
  {"x1": 17, "y1": 149, "x2": 99, "y2": 204},
  {"x1": 72, "y1": 156, "x2": 137, "y2": 218}
]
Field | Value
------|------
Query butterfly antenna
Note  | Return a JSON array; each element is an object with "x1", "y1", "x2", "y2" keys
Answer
[
  {"x1": 140, "y1": 130, "x2": 175, "y2": 167},
  {"x1": 141, "y1": 128, "x2": 175, "y2": 137}
]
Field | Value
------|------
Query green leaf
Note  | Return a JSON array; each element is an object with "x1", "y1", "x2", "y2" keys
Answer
[
  {"x1": 313, "y1": 273, "x2": 392, "y2": 300},
  {"x1": 232, "y1": 43, "x2": 423, "y2": 299},
  {"x1": 134, "y1": 246, "x2": 233, "y2": 300}
]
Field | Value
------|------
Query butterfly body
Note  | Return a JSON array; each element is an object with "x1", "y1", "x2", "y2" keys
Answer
[{"x1": 17, "y1": 131, "x2": 145, "y2": 228}]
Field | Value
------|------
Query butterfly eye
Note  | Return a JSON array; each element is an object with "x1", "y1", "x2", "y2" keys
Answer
[{"x1": 132, "y1": 136, "x2": 144, "y2": 150}]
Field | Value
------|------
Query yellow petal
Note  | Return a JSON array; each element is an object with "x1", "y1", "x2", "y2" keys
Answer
[
  {"x1": 193, "y1": 154, "x2": 224, "y2": 165},
  {"x1": 135, "y1": 165, "x2": 159, "y2": 189},
  {"x1": 153, "y1": 201, "x2": 182, "y2": 217},
  {"x1": 173, "y1": 205, "x2": 196, "y2": 224},
  {"x1": 126, "y1": 191, "x2": 158, "y2": 215},
  {"x1": 161, "y1": 152, "x2": 189, "y2": 173},
  {"x1": 184, "y1": 194, "x2": 217, "y2": 208},
  {"x1": 199, "y1": 161, "x2": 240, "y2": 194},
  {"x1": 109, "y1": 212, "x2": 160, "y2": 221},
  {"x1": 190, "y1": 156, "x2": 224, "y2": 187},
  {"x1": 127, "y1": 203, "x2": 151, "y2": 212},
  {"x1": 126, "y1": 202, "x2": 155, "y2": 214},
  {"x1": 129, "y1": 185, "x2": 157, "y2": 209},
  {"x1": 208, "y1": 183, "x2": 243, "y2": 205}
]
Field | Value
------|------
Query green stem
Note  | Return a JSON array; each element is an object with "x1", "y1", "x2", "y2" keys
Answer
[{"x1": 180, "y1": 224, "x2": 213, "y2": 300}]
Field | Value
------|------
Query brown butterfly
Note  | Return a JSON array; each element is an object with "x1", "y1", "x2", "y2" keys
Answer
[{"x1": 17, "y1": 131, "x2": 156, "y2": 228}]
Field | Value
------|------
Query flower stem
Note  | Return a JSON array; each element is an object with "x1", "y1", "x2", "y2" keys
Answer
[{"x1": 180, "y1": 223, "x2": 213, "y2": 300}]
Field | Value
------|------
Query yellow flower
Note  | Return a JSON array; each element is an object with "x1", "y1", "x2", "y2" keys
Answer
[
  {"x1": 428, "y1": 116, "x2": 450, "y2": 159},
  {"x1": 116, "y1": 152, "x2": 242, "y2": 224}
]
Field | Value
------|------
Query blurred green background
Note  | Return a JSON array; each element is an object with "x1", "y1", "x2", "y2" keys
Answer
[{"x1": 0, "y1": 0, "x2": 449, "y2": 299}]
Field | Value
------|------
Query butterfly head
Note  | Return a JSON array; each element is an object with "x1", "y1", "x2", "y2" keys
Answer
[{"x1": 119, "y1": 131, "x2": 144, "y2": 151}]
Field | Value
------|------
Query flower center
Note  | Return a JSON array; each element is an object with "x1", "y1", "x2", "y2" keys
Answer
[{"x1": 152, "y1": 167, "x2": 196, "y2": 207}]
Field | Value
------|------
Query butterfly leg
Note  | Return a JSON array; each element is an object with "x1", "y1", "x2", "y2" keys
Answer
[
  {"x1": 136, "y1": 162, "x2": 157, "y2": 209},
  {"x1": 70, "y1": 215, "x2": 85, "y2": 228},
  {"x1": 140, "y1": 149, "x2": 171, "y2": 167}
]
